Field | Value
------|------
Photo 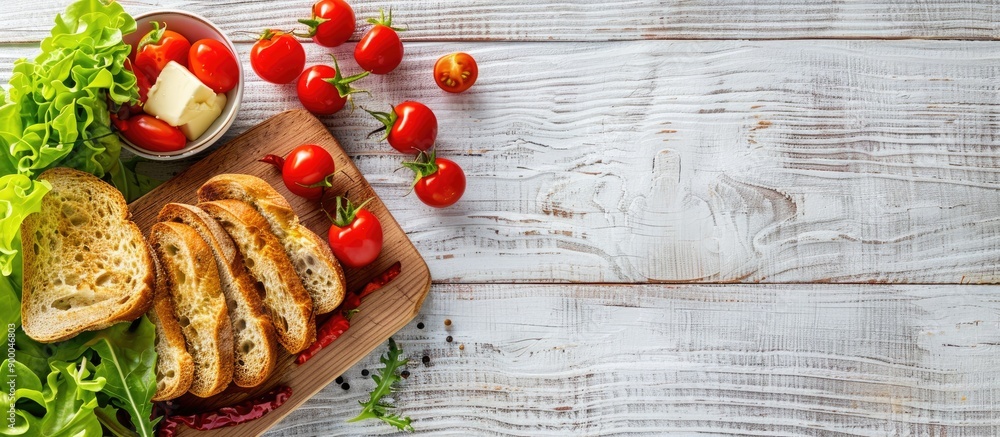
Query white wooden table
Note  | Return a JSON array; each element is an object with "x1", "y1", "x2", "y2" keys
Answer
[{"x1": 7, "y1": 1, "x2": 1000, "y2": 435}]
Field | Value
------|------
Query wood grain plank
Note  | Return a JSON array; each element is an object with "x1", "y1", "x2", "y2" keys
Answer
[
  {"x1": 259, "y1": 283, "x2": 1000, "y2": 436},
  {"x1": 4, "y1": 0, "x2": 1000, "y2": 43},
  {"x1": 6, "y1": 40, "x2": 1000, "y2": 283}
]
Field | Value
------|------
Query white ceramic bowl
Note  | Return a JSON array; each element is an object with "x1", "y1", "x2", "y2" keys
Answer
[{"x1": 120, "y1": 10, "x2": 243, "y2": 161}]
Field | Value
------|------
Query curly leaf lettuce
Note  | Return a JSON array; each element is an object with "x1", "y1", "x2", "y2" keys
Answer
[
  {"x1": 0, "y1": 0, "x2": 137, "y2": 180},
  {"x1": 0, "y1": 175, "x2": 50, "y2": 282}
]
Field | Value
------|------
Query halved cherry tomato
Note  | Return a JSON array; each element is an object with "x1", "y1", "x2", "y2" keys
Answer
[
  {"x1": 189, "y1": 39, "x2": 240, "y2": 93},
  {"x1": 134, "y1": 22, "x2": 191, "y2": 82},
  {"x1": 299, "y1": 0, "x2": 355, "y2": 48},
  {"x1": 296, "y1": 57, "x2": 368, "y2": 115},
  {"x1": 354, "y1": 9, "x2": 404, "y2": 75},
  {"x1": 434, "y1": 52, "x2": 478, "y2": 93},
  {"x1": 261, "y1": 144, "x2": 337, "y2": 199},
  {"x1": 326, "y1": 197, "x2": 383, "y2": 269},
  {"x1": 251, "y1": 30, "x2": 306, "y2": 84},
  {"x1": 366, "y1": 101, "x2": 437, "y2": 154},
  {"x1": 120, "y1": 115, "x2": 187, "y2": 153},
  {"x1": 403, "y1": 150, "x2": 466, "y2": 208}
]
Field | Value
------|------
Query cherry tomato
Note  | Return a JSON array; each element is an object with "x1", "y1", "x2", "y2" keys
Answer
[
  {"x1": 134, "y1": 22, "x2": 191, "y2": 82},
  {"x1": 250, "y1": 30, "x2": 306, "y2": 84},
  {"x1": 188, "y1": 39, "x2": 239, "y2": 93},
  {"x1": 124, "y1": 59, "x2": 152, "y2": 114},
  {"x1": 299, "y1": 0, "x2": 355, "y2": 48},
  {"x1": 267, "y1": 144, "x2": 337, "y2": 199},
  {"x1": 296, "y1": 57, "x2": 369, "y2": 115},
  {"x1": 326, "y1": 197, "x2": 383, "y2": 269},
  {"x1": 354, "y1": 9, "x2": 404, "y2": 75},
  {"x1": 366, "y1": 101, "x2": 437, "y2": 154},
  {"x1": 403, "y1": 151, "x2": 466, "y2": 208},
  {"x1": 120, "y1": 115, "x2": 187, "y2": 153},
  {"x1": 434, "y1": 52, "x2": 478, "y2": 93}
]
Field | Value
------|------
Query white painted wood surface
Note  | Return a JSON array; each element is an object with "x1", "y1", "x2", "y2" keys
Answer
[
  {"x1": 4, "y1": 0, "x2": 1000, "y2": 435},
  {"x1": 7, "y1": 0, "x2": 1000, "y2": 42},
  {"x1": 272, "y1": 284, "x2": 1000, "y2": 436}
]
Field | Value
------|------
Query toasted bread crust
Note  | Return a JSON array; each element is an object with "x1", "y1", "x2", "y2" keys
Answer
[
  {"x1": 150, "y1": 222, "x2": 234, "y2": 398},
  {"x1": 197, "y1": 200, "x2": 316, "y2": 354},
  {"x1": 148, "y1": 256, "x2": 195, "y2": 401},
  {"x1": 157, "y1": 203, "x2": 278, "y2": 387},
  {"x1": 198, "y1": 174, "x2": 345, "y2": 314},
  {"x1": 21, "y1": 168, "x2": 153, "y2": 343}
]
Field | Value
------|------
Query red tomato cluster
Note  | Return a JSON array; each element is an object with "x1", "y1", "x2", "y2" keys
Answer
[
  {"x1": 251, "y1": 1, "x2": 478, "y2": 267},
  {"x1": 116, "y1": 22, "x2": 238, "y2": 153}
]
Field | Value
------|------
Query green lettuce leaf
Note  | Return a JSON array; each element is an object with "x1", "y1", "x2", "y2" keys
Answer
[
  {"x1": 0, "y1": 359, "x2": 43, "y2": 436},
  {"x1": 0, "y1": 175, "x2": 50, "y2": 282},
  {"x1": 0, "y1": 0, "x2": 137, "y2": 179},
  {"x1": 38, "y1": 360, "x2": 105, "y2": 437}
]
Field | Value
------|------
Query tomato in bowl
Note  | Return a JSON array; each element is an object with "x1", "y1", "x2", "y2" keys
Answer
[{"x1": 119, "y1": 10, "x2": 244, "y2": 161}]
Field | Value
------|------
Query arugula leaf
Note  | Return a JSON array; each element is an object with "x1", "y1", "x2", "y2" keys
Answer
[
  {"x1": 89, "y1": 318, "x2": 159, "y2": 437},
  {"x1": 95, "y1": 404, "x2": 137, "y2": 437},
  {"x1": 348, "y1": 338, "x2": 414, "y2": 431}
]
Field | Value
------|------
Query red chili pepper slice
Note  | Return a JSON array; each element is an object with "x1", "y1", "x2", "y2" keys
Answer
[
  {"x1": 295, "y1": 261, "x2": 402, "y2": 365},
  {"x1": 295, "y1": 314, "x2": 350, "y2": 365},
  {"x1": 360, "y1": 261, "x2": 401, "y2": 299},
  {"x1": 157, "y1": 386, "x2": 292, "y2": 437}
]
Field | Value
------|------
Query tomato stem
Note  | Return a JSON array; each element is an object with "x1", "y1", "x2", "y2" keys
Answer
[
  {"x1": 364, "y1": 105, "x2": 397, "y2": 141},
  {"x1": 401, "y1": 149, "x2": 440, "y2": 187},
  {"x1": 298, "y1": 173, "x2": 337, "y2": 190},
  {"x1": 330, "y1": 196, "x2": 374, "y2": 227},
  {"x1": 295, "y1": 17, "x2": 330, "y2": 38},
  {"x1": 322, "y1": 56, "x2": 371, "y2": 111},
  {"x1": 137, "y1": 21, "x2": 166, "y2": 51},
  {"x1": 366, "y1": 8, "x2": 406, "y2": 32}
]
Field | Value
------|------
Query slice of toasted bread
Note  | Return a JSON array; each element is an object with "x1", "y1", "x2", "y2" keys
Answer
[
  {"x1": 20, "y1": 168, "x2": 154, "y2": 343},
  {"x1": 198, "y1": 174, "x2": 345, "y2": 314},
  {"x1": 157, "y1": 203, "x2": 278, "y2": 387},
  {"x1": 197, "y1": 200, "x2": 316, "y2": 354},
  {"x1": 149, "y1": 222, "x2": 234, "y2": 398},
  {"x1": 148, "y1": 256, "x2": 195, "y2": 401}
]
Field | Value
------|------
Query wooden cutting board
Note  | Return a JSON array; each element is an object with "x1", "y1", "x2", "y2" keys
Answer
[{"x1": 129, "y1": 110, "x2": 431, "y2": 436}]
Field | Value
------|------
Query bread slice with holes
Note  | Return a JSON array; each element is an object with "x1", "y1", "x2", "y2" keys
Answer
[
  {"x1": 198, "y1": 174, "x2": 345, "y2": 314},
  {"x1": 197, "y1": 200, "x2": 316, "y2": 354},
  {"x1": 157, "y1": 203, "x2": 278, "y2": 387},
  {"x1": 20, "y1": 168, "x2": 154, "y2": 343},
  {"x1": 149, "y1": 222, "x2": 234, "y2": 398},
  {"x1": 148, "y1": 256, "x2": 195, "y2": 401}
]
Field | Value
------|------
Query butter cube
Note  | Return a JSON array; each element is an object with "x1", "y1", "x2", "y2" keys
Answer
[
  {"x1": 144, "y1": 61, "x2": 216, "y2": 127},
  {"x1": 180, "y1": 93, "x2": 227, "y2": 141}
]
